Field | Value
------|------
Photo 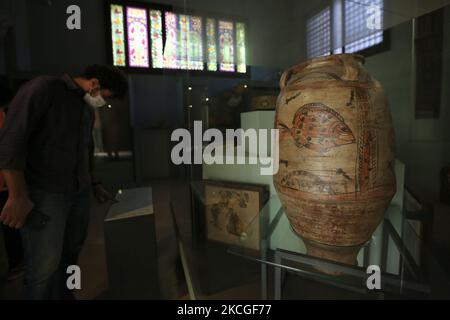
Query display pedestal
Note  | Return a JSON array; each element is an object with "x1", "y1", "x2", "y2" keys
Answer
[{"x1": 103, "y1": 187, "x2": 160, "y2": 299}]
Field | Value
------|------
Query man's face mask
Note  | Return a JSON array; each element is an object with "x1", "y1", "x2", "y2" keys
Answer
[{"x1": 84, "y1": 88, "x2": 106, "y2": 108}]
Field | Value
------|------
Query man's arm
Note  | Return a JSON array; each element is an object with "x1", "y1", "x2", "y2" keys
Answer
[
  {"x1": 0, "y1": 170, "x2": 33, "y2": 228},
  {"x1": 0, "y1": 77, "x2": 51, "y2": 228},
  {"x1": 0, "y1": 77, "x2": 51, "y2": 170},
  {"x1": 1, "y1": 170, "x2": 28, "y2": 198}
]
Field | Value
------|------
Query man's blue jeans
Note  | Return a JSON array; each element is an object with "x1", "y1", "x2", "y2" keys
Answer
[{"x1": 20, "y1": 186, "x2": 91, "y2": 300}]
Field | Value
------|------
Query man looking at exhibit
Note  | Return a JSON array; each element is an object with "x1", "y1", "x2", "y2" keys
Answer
[{"x1": 0, "y1": 65, "x2": 128, "y2": 299}]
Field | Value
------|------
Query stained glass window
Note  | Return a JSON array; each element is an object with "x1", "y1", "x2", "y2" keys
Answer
[
  {"x1": 206, "y1": 18, "x2": 217, "y2": 71},
  {"x1": 150, "y1": 10, "x2": 164, "y2": 68},
  {"x1": 109, "y1": 3, "x2": 247, "y2": 74},
  {"x1": 218, "y1": 21, "x2": 235, "y2": 72},
  {"x1": 126, "y1": 7, "x2": 149, "y2": 68},
  {"x1": 236, "y1": 22, "x2": 246, "y2": 73},
  {"x1": 110, "y1": 5, "x2": 126, "y2": 66}
]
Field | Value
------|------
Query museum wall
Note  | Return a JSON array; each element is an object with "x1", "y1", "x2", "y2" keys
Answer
[
  {"x1": 365, "y1": 8, "x2": 450, "y2": 203},
  {"x1": 21, "y1": 0, "x2": 107, "y2": 75},
  {"x1": 0, "y1": 0, "x2": 32, "y2": 75}
]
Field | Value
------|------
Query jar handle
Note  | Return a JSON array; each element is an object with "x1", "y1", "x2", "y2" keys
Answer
[{"x1": 279, "y1": 69, "x2": 293, "y2": 90}]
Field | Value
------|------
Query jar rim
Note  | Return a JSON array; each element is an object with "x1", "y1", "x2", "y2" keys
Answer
[
  {"x1": 280, "y1": 54, "x2": 366, "y2": 89},
  {"x1": 300, "y1": 53, "x2": 365, "y2": 68}
]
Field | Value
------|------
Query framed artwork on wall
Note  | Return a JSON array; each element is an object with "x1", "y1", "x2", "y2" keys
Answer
[{"x1": 200, "y1": 180, "x2": 269, "y2": 251}]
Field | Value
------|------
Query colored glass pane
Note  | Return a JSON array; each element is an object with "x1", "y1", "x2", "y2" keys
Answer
[
  {"x1": 206, "y1": 18, "x2": 217, "y2": 71},
  {"x1": 236, "y1": 22, "x2": 246, "y2": 73},
  {"x1": 218, "y1": 21, "x2": 235, "y2": 72},
  {"x1": 164, "y1": 12, "x2": 179, "y2": 69},
  {"x1": 163, "y1": 13, "x2": 204, "y2": 70},
  {"x1": 150, "y1": 10, "x2": 164, "y2": 68},
  {"x1": 179, "y1": 14, "x2": 189, "y2": 69},
  {"x1": 110, "y1": 5, "x2": 126, "y2": 66},
  {"x1": 126, "y1": 7, "x2": 149, "y2": 68},
  {"x1": 187, "y1": 16, "x2": 204, "y2": 70}
]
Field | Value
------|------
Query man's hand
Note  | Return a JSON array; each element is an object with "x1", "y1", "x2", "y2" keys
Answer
[
  {"x1": 93, "y1": 184, "x2": 117, "y2": 204},
  {"x1": 0, "y1": 195, "x2": 34, "y2": 229},
  {"x1": 0, "y1": 170, "x2": 34, "y2": 229}
]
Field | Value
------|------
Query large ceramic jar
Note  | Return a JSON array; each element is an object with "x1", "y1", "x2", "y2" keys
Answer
[{"x1": 274, "y1": 54, "x2": 396, "y2": 266}]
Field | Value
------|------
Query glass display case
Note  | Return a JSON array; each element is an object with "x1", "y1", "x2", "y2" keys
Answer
[
  {"x1": 174, "y1": 180, "x2": 450, "y2": 299},
  {"x1": 228, "y1": 195, "x2": 432, "y2": 299}
]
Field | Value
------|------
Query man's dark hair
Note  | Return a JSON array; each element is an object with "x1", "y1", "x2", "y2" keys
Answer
[
  {"x1": 81, "y1": 65, "x2": 128, "y2": 99},
  {"x1": 0, "y1": 78, "x2": 13, "y2": 108}
]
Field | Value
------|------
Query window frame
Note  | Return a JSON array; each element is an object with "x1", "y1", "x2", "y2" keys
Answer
[
  {"x1": 104, "y1": 0, "x2": 250, "y2": 78},
  {"x1": 306, "y1": 0, "x2": 391, "y2": 59},
  {"x1": 306, "y1": 6, "x2": 333, "y2": 59}
]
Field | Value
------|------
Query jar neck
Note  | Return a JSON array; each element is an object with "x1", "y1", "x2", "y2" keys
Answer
[{"x1": 280, "y1": 54, "x2": 368, "y2": 89}]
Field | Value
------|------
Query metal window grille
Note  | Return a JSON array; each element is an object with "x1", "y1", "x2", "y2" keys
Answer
[
  {"x1": 307, "y1": 7, "x2": 332, "y2": 59},
  {"x1": 344, "y1": 0, "x2": 384, "y2": 53}
]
